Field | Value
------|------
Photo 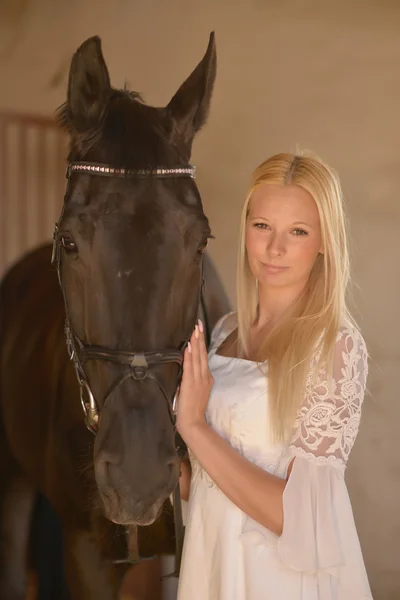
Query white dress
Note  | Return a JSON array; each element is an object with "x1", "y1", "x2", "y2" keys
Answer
[{"x1": 177, "y1": 312, "x2": 373, "y2": 600}]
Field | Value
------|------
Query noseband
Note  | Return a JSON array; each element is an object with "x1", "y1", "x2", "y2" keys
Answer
[{"x1": 52, "y1": 160, "x2": 209, "y2": 578}]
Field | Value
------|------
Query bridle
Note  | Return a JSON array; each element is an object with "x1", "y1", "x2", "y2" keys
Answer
[{"x1": 51, "y1": 160, "x2": 210, "y2": 578}]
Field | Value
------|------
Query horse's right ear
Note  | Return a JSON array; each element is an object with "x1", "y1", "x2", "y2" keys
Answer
[
  {"x1": 66, "y1": 36, "x2": 111, "y2": 132},
  {"x1": 166, "y1": 32, "x2": 217, "y2": 155}
]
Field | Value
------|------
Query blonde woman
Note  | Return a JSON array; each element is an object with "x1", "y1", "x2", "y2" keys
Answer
[{"x1": 176, "y1": 153, "x2": 372, "y2": 600}]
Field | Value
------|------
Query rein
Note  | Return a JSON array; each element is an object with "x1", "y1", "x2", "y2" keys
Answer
[{"x1": 52, "y1": 160, "x2": 209, "y2": 578}]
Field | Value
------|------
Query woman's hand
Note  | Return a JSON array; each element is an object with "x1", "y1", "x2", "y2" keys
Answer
[{"x1": 176, "y1": 319, "x2": 214, "y2": 440}]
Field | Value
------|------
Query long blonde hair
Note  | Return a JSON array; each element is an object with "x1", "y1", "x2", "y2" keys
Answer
[{"x1": 236, "y1": 152, "x2": 353, "y2": 443}]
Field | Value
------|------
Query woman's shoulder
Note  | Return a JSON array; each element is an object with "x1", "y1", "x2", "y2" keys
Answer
[
  {"x1": 310, "y1": 317, "x2": 368, "y2": 374},
  {"x1": 209, "y1": 311, "x2": 238, "y2": 350},
  {"x1": 336, "y1": 318, "x2": 368, "y2": 355}
]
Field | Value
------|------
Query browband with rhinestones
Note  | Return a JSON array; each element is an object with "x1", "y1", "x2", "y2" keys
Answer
[{"x1": 67, "y1": 162, "x2": 196, "y2": 179}]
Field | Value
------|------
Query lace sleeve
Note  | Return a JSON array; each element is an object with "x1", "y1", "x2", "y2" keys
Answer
[{"x1": 288, "y1": 324, "x2": 368, "y2": 471}]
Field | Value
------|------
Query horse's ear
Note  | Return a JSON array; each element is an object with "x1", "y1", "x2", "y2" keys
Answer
[
  {"x1": 66, "y1": 36, "x2": 111, "y2": 132},
  {"x1": 166, "y1": 32, "x2": 216, "y2": 152}
]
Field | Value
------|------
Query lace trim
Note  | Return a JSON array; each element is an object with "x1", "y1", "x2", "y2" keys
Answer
[{"x1": 288, "y1": 445, "x2": 346, "y2": 473}]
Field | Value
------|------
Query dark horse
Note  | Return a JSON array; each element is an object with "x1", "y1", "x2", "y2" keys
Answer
[{"x1": 0, "y1": 34, "x2": 230, "y2": 599}]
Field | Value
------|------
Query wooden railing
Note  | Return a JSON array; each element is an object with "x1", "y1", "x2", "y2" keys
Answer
[{"x1": 0, "y1": 111, "x2": 68, "y2": 276}]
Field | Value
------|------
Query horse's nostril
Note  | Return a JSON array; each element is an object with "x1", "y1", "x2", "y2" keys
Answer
[
  {"x1": 104, "y1": 461, "x2": 112, "y2": 480},
  {"x1": 99, "y1": 450, "x2": 121, "y2": 467},
  {"x1": 96, "y1": 456, "x2": 112, "y2": 485}
]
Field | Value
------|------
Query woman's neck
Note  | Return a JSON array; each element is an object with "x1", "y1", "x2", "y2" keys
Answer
[{"x1": 256, "y1": 280, "x2": 307, "y2": 329}]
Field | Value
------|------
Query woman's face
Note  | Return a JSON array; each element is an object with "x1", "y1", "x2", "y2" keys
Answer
[{"x1": 245, "y1": 183, "x2": 323, "y2": 290}]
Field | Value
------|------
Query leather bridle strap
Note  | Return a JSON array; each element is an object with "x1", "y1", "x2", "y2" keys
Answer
[{"x1": 79, "y1": 344, "x2": 185, "y2": 425}]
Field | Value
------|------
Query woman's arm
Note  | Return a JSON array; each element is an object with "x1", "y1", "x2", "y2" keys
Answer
[
  {"x1": 176, "y1": 321, "x2": 292, "y2": 534},
  {"x1": 181, "y1": 421, "x2": 292, "y2": 535}
]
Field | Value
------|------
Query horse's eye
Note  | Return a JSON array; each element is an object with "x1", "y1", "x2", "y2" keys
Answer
[
  {"x1": 61, "y1": 237, "x2": 77, "y2": 253},
  {"x1": 198, "y1": 239, "x2": 209, "y2": 255}
]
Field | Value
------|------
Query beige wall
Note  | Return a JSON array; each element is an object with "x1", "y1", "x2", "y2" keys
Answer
[{"x1": 1, "y1": 0, "x2": 400, "y2": 597}]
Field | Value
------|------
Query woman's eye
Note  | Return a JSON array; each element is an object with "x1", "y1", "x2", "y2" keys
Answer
[
  {"x1": 254, "y1": 223, "x2": 269, "y2": 230},
  {"x1": 293, "y1": 228, "x2": 308, "y2": 236},
  {"x1": 61, "y1": 236, "x2": 78, "y2": 252}
]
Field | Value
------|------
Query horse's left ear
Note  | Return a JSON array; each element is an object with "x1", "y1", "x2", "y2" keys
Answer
[
  {"x1": 166, "y1": 32, "x2": 217, "y2": 154},
  {"x1": 66, "y1": 36, "x2": 111, "y2": 132}
]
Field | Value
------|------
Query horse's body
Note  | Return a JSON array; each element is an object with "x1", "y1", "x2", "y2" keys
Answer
[{"x1": 0, "y1": 34, "x2": 230, "y2": 599}]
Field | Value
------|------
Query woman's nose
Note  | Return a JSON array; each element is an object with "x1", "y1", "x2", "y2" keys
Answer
[{"x1": 267, "y1": 233, "x2": 286, "y2": 257}]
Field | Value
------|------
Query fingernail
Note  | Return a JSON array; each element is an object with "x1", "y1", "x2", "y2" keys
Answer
[
  {"x1": 188, "y1": 341, "x2": 192, "y2": 353},
  {"x1": 194, "y1": 325, "x2": 199, "y2": 339},
  {"x1": 198, "y1": 319, "x2": 204, "y2": 333}
]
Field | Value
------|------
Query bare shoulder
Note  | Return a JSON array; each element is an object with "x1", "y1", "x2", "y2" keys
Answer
[
  {"x1": 222, "y1": 311, "x2": 238, "y2": 331},
  {"x1": 209, "y1": 311, "x2": 238, "y2": 354}
]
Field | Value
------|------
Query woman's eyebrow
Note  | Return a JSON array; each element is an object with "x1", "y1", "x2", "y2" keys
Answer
[{"x1": 249, "y1": 216, "x2": 314, "y2": 229}]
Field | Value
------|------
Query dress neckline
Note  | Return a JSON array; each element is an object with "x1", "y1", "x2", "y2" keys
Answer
[
  {"x1": 212, "y1": 350, "x2": 266, "y2": 366},
  {"x1": 210, "y1": 314, "x2": 266, "y2": 365}
]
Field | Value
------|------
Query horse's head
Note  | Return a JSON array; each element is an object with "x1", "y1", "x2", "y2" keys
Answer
[{"x1": 55, "y1": 35, "x2": 216, "y2": 525}]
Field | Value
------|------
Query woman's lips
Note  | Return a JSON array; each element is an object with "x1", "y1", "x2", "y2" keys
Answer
[{"x1": 263, "y1": 263, "x2": 289, "y2": 274}]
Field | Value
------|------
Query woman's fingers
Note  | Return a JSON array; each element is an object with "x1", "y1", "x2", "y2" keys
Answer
[
  {"x1": 182, "y1": 342, "x2": 193, "y2": 380},
  {"x1": 182, "y1": 321, "x2": 211, "y2": 386},
  {"x1": 177, "y1": 322, "x2": 212, "y2": 435},
  {"x1": 190, "y1": 325, "x2": 201, "y2": 381},
  {"x1": 197, "y1": 319, "x2": 210, "y2": 377}
]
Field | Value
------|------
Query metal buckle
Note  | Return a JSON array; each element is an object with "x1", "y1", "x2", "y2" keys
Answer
[
  {"x1": 172, "y1": 392, "x2": 178, "y2": 415},
  {"x1": 51, "y1": 228, "x2": 58, "y2": 266},
  {"x1": 79, "y1": 380, "x2": 99, "y2": 434}
]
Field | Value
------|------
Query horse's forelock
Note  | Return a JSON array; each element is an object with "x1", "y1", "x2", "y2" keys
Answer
[{"x1": 56, "y1": 89, "x2": 176, "y2": 167}]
